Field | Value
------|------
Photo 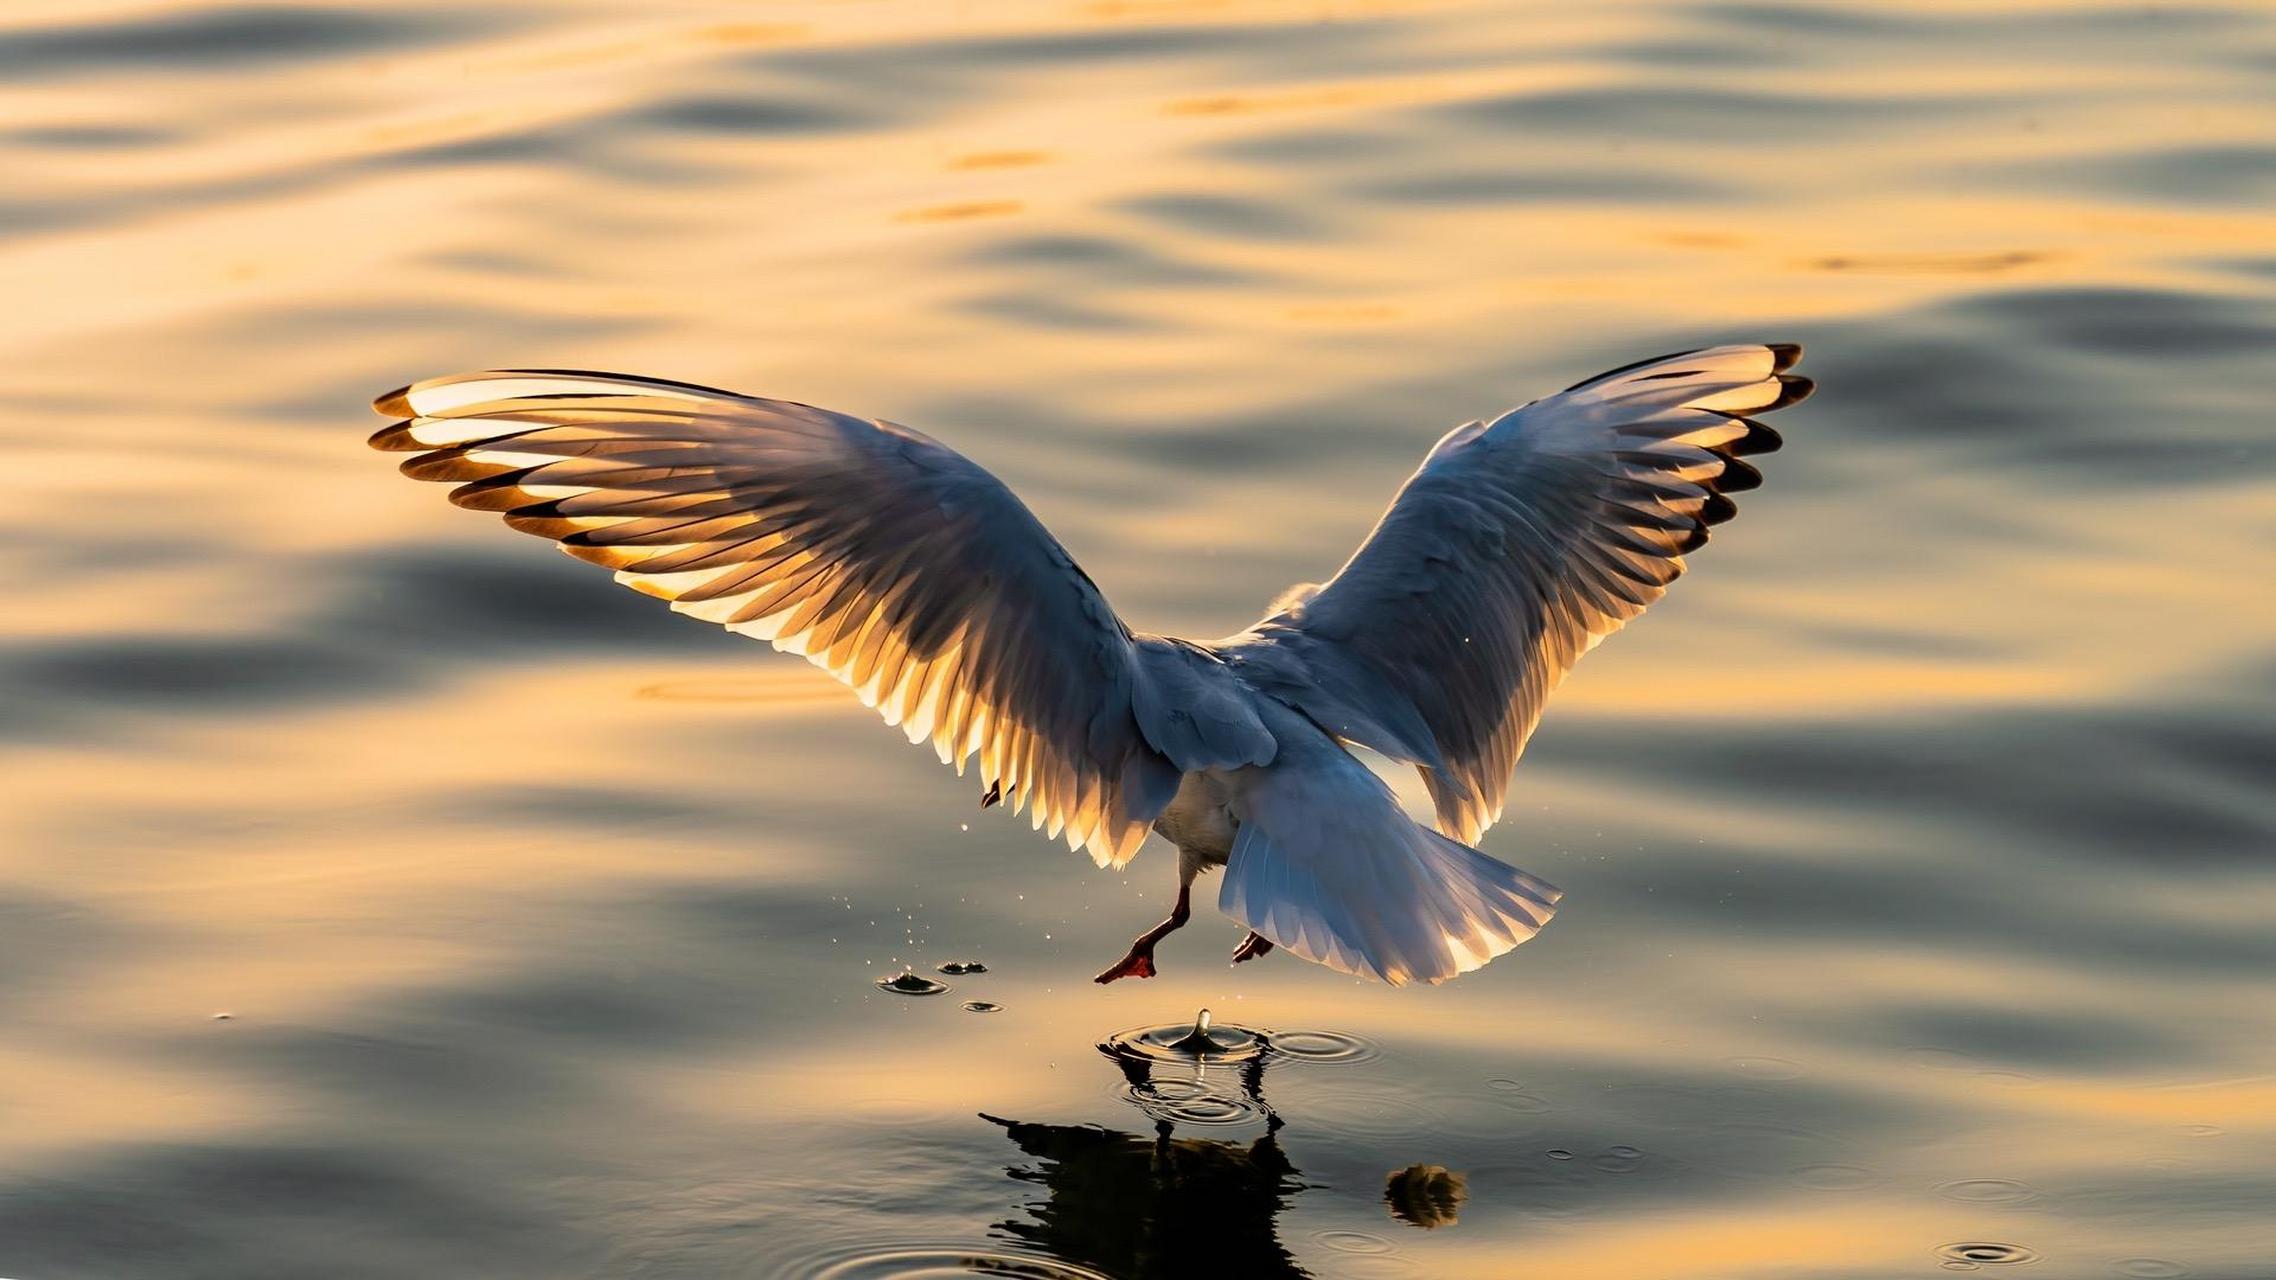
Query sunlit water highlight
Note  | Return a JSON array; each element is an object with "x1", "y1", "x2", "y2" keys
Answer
[{"x1": 2, "y1": 0, "x2": 2272, "y2": 1277}]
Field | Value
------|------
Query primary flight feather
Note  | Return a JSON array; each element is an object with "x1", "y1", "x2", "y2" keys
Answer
[{"x1": 370, "y1": 343, "x2": 1810, "y2": 985}]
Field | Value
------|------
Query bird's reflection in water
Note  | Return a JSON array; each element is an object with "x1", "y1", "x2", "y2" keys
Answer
[
  {"x1": 984, "y1": 1116, "x2": 1309, "y2": 1280},
  {"x1": 981, "y1": 1036, "x2": 1311, "y2": 1278}
]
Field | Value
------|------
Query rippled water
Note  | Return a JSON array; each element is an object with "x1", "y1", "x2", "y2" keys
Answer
[{"x1": 4, "y1": 1, "x2": 2273, "y2": 1277}]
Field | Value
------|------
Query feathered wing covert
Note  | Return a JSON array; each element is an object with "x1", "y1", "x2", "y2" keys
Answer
[{"x1": 370, "y1": 371, "x2": 1182, "y2": 866}]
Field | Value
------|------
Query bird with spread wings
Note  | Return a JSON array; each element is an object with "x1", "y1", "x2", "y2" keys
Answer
[{"x1": 371, "y1": 344, "x2": 1810, "y2": 985}]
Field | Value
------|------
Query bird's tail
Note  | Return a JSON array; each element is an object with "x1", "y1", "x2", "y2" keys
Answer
[{"x1": 1221, "y1": 732, "x2": 1561, "y2": 985}]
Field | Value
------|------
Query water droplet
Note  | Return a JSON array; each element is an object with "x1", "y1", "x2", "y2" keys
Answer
[
  {"x1": 1937, "y1": 1241, "x2": 2040, "y2": 1267},
  {"x1": 1100, "y1": 1016, "x2": 1266, "y2": 1064},
  {"x1": 1165, "y1": 1007, "x2": 1232, "y2": 1054},
  {"x1": 936, "y1": 961, "x2": 988, "y2": 974},
  {"x1": 1545, "y1": 1148, "x2": 1575, "y2": 1160},
  {"x1": 210, "y1": 1012, "x2": 233, "y2": 1021},
  {"x1": 875, "y1": 971, "x2": 949, "y2": 996},
  {"x1": 961, "y1": 1001, "x2": 1002, "y2": 1013}
]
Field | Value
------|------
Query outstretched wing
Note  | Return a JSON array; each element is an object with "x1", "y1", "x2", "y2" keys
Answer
[
  {"x1": 1225, "y1": 344, "x2": 1810, "y2": 844},
  {"x1": 370, "y1": 370, "x2": 1180, "y2": 866}
]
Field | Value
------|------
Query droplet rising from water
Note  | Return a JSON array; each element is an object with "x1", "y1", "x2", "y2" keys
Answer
[
  {"x1": 961, "y1": 1001, "x2": 1002, "y2": 1013},
  {"x1": 1167, "y1": 1008, "x2": 1232, "y2": 1055},
  {"x1": 1100, "y1": 1016, "x2": 1266, "y2": 1065},
  {"x1": 1936, "y1": 1241, "x2": 2040, "y2": 1267},
  {"x1": 876, "y1": 970, "x2": 949, "y2": 996},
  {"x1": 937, "y1": 961, "x2": 988, "y2": 974}
]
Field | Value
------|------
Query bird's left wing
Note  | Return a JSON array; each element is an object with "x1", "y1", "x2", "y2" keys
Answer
[
  {"x1": 371, "y1": 370, "x2": 1180, "y2": 866},
  {"x1": 1225, "y1": 344, "x2": 1810, "y2": 844}
]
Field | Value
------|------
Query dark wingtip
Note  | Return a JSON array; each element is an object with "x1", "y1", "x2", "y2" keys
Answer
[
  {"x1": 368, "y1": 420, "x2": 420, "y2": 452},
  {"x1": 1676, "y1": 523, "x2": 1711, "y2": 554},
  {"x1": 1715, "y1": 457, "x2": 1764, "y2": 492},
  {"x1": 373, "y1": 384, "x2": 415, "y2": 417},
  {"x1": 1724, "y1": 418, "x2": 1785, "y2": 457},
  {"x1": 1699, "y1": 492, "x2": 1739, "y2": 526},
  {"x1": 1767, "y1": 342, "x2": 1803, "y2": 371},
  {"x1": 1768, "y1": 374, "x2": 1815, "y2": 411}
]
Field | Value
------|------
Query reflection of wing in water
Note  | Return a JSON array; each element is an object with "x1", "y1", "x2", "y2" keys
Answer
[{"x1": 984, "y1": 1115, "x2": 1311, "y2": 1280}]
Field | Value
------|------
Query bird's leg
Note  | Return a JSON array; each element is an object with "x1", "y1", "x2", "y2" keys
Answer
[
  {"x1": 1094, "y1": 880, "x2": 1193, "y2": 983},
  {"x1": 1231, "y1": 931, "x2": 1274, "y2": 964}
]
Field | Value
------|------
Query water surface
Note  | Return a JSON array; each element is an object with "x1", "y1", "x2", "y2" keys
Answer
[{"x1": 3, "y1": 1, "x2": 2273, "y2": 1277}]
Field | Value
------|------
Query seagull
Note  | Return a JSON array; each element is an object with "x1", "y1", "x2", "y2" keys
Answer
[{"x1": 370, "y1": 343, "x2": 1810, "y2": 986}]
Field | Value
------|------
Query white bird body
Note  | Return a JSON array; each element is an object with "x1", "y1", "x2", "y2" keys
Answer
[
  {"x1": 371, "y1": 344, "x2": 1810, "y2": 985},
  {"x1": 1154, "y1": 770, "x2": 1239, "y2": 870}
]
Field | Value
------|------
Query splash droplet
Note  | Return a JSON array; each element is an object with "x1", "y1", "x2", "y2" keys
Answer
[
  {"x1": 1100, "y1": 1014, "x2": 1265, "y2": 1064},
  {"x1": 875, "y1": 970, "x2": 949, "y2": 996},
  {"x1": 961, "y1": 1000, "x2": 1002, "y2": 1013},
  {"x1": 937, "y1": 961, "x2": 988, "y2": 975}
]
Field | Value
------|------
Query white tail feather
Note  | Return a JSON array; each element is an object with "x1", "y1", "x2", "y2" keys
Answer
[{"x1": 1221, "y1": 711, "x2": 1561, "y2": 985}]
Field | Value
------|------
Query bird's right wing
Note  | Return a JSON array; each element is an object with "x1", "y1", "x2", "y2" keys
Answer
[
  {"x1": 370, "y1": 370, "x2": 1182, "y2": 866},
  {"x1": 1227, "y1": 344, "x2": 1810, "y2": 844}
]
